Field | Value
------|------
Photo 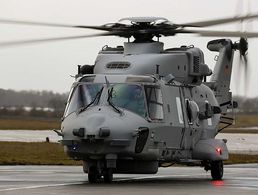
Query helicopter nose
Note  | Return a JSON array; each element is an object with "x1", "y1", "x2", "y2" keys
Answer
[
  {"x1": 84, "y1": 114, "x2": 112, "y2": 138},
  {"x1": 86, "y1": 114, "x2": 106, "y2": 133},
  {"x1": 73, "y1": 113, "x2": 108, "y2": 138},
  {"x1": 72, "y1": 114, "x2": 108, "y2": 138},
  {"x1": 72, "y1": 108, "x2": 133, "y2": 141},
  {"x1": 63, "y1": 107, "x2": 150, "y2": 158}
]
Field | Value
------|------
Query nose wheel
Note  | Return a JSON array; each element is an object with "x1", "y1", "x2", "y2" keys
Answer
[
  {"x1": 88, "y1": 166, "x2": 113, "y2": 183},
  {"x1": 103, "y1": 168, "x2": 113, "y2": 183},
  {"x1": 88, "y1": 166, "x2": 99, "y2": 183}
]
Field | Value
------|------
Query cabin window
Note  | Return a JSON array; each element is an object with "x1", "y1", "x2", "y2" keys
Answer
[
  {"x1": 185, "y1": 99, "x2": 200, "y2": 124},
  {"x1": 144, "y1": 85, "x2": 164, "y2": 120},
  {"x1": 108, "y1": 84, "x2": 147, "y2": 118},
  {"x1": 64, "y1": 83, "x2": 103, "y2": 117}
]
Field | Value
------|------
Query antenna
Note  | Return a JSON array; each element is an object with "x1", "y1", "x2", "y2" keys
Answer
[
  {"x1": 156, "y1": 64, "x2": 160, "y2": 75},
  {"x1": 77, "y1": 65, "x2": 81, "y2": 74}
]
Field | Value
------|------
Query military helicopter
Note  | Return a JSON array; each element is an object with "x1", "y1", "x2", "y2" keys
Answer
[{"x1": 1, "y1": 14, "x2": 258, "y2": 183}]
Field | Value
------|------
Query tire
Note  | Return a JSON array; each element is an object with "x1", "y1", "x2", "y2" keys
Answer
[
  {"x1": 103, "y1": 168, "x2": 113, "y2": 183},
  {"x1": 211, "y1": 160, "x2": 223, "y2": 180},
  {"x1": 82, "y1": 161, "x2": 88, "y2": 173},
  {"x1": 88, "y1": 166, "x2": 98, "y2": 183}
]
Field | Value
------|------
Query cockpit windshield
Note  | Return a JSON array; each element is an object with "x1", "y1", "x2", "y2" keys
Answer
[
  {"x1": 108, "y1": 84, "x2": 147, "y2": 118},
  {"x1": 64, "y1": 82, "x2": 164, "y2": 121},
  {"x1": 64, "y1": 83, "x2": 103, "y2": 117}
]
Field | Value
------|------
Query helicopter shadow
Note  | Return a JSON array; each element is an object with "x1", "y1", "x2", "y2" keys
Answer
[{"x1": 76, "y1": 176, "x2": 223, "y2": 188}]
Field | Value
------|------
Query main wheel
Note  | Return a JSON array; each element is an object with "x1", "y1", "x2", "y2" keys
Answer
[
  {"x1": 211, "y1": 160, "x2": 223, "y2": 180},
  {"x1": 88, "y1": 166, "x2": 98, "y2": 183},
  {"x1": 82, "y1": 161, "x2": 88, "y2": 173},
  {"x1": 103, "y1": 168, "x2": 113, "y2": 183}
]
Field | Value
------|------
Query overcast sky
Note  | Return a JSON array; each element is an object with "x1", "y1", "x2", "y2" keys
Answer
[{"x1": 0, "y1": 0, "x2": 258, "y2": 97}]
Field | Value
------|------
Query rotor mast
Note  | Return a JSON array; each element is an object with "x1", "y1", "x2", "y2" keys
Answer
[{"x1": 118, "y1": 17, "x2": 170, "y2": 43}]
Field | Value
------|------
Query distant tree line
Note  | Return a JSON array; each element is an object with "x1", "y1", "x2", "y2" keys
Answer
[
  {"x1": 0, "y1": 89, "x2": 68, "y2": 118},
  {"x1": 0, "y1": 89, "x2": 258, "y2": 118},
  {"x1": 0, "y1": 89, "x2": 68, "y2": 108},
  {"x1": 233, "y1": 96, "x2": 258, "y2": 114}
]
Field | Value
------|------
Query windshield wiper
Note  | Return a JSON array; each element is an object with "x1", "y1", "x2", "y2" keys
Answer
[
  {"x1": 78, "y1": 87, "x2": 104, "y2": 114},
  {"x1": 107, "y1": 87, "x2": 122, "y2": 114}
]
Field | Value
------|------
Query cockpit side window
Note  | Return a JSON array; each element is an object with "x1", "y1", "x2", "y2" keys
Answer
[
  {"x1": 109, "y1": 84, "x2": 147, "y2": 118},
  {"x1": 144, "y1": 85, "x2": 164, "y2": 120},
  {"x1": 64, "y1": 86, "x2": 76, "y2": 117},
  {"x1": 64, "y1": 86, "x2": 81, "y2": 117}
]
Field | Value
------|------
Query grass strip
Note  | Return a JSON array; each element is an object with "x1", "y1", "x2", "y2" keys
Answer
[
  {"x1": 225, "y1": 153, "x2": 258, "y2": 164},
  {"x1": 0, "y1": 118, "x2": 60, "y2": 130},
  {"x1": 0, "y1": 142, "x2": 258, "y2": 165},
  {"x1": 0, "y1": 141, "x2": 80, "y2": 165},
  {"x1": 221, "y1": 129, "x2": 258, "y2": 134},
  {"x1": 232, "y1": 114, "x2": 258, "y2": 128}
]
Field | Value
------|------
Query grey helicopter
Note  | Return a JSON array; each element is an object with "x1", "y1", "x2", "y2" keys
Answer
[{"x1": 1, "y1": 14, "x2": 258, "y2": 183}]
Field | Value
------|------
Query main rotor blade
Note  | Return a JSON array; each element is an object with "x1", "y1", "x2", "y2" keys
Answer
[
  {"x1": 181, "y1": 14, "x2": 258, "y2": 27},
  {"x1": 0, "y1": 32, "x2": 112, "y2": 48},
  {"x1": 179, "y1": 29, "x2": 258, "y2": 38},
  {"x1": 0, "y1": 18, "x2": 109, "y2": 31}
]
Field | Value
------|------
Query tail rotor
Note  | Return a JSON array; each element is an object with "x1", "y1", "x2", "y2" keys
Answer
[{"x1": 233, "y1": 37, "x2": 249, "y2": 95}]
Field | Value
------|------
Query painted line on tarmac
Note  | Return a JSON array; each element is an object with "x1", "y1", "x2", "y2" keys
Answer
[
  {"x1": 228, "y1": 177, "x2": 258, "y2": 180},
  {"x1": 114, "y1": 172, "x2": 250, "y2": 182},
  {"x1": 114, "y1": 174, "x2": 208, "y2": 182},
  {"x1": 0, "y1": 182, "x2": 84, "y2": 192},
  {"x1": 229, "y1": 184, "x2": 258, "y2": 190}
]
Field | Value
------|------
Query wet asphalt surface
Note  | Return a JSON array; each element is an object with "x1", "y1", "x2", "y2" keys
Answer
[{"x1": 0, "y1": 164, "x2": 258, "y2": 195}]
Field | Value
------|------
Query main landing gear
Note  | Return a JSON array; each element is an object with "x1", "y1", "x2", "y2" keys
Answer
[
  {"x1": 203, "y1": 160, "x2": 224, "y2": 180},
  {"x1": 210, "y1": 160, "x2": 224, "y2": 180}
]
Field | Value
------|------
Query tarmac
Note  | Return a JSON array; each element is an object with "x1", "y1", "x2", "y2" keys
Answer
[{"x1": 0, "y1": 164, "x2": 258, "y2": 195}]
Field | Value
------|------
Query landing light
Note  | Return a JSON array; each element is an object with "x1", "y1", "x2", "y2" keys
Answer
[
  {"x1": 68, "y1": 143, "x2": 79, "y2": 151},
  {"x1": 72, "y1": 145, "x2": 77, "y2": 151}
]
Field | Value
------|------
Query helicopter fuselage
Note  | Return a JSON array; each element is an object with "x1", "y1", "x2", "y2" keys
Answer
[
  {"x1": 60, "y1": 40, "x2": 232, "y2": 179},
  {"x1": 0, "y1": 15, "x2": 254, "y2": 183}
]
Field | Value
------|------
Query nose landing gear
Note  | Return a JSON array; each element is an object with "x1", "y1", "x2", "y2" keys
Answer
[
  {"x1": 84, "y1": 160, "x2": 114, "y2": 183},
  {"x1": 87, "y1": 166, "x2": 114, "y2": 183},
  {"x1": 88, "y1": 166, "x2": 99, "y2": 183},
  {"x1": 103, "y1": 168, "x2": 113, "y2": 183}
]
